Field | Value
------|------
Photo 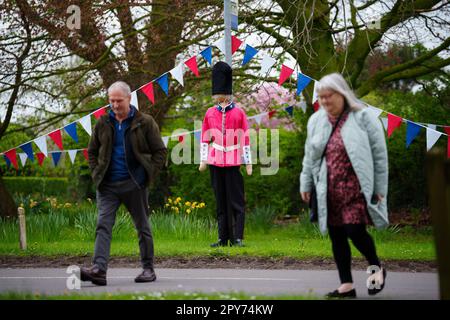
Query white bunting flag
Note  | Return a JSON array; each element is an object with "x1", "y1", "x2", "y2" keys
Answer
[
  {"x1": 427, "y1": 124, "x2": 437, "y2": 131},
  {"x1": 299, "y1": 101, "x2": 307, "y2": 113},
  {"x1": 18, "y1": 153, "x2": 28, "y2": 167},
  {"x1": 260, "y1": 54, "x2": 276, "y2": 74},
  {"x1": 254, "y1": 114, "x2": 263, "y2": 125},
  {"x1": 213, "y1": 37, "x2": 226, "y2": 56},
  {"x1": 380, "y1": 117, "x2": 388, "y2": 131},
  {"x1": 162, "y1": 136, "x2": 169, "y2": 147},
  {"x1": 131, "y1": 91, "x2": 139, "y2": 110},
  {"x1": 169, "y1": 64, "x2": 184, "y2": 87},
  {"x1": 79, "y1": 115, "x2": 92, "y2": 136},
  {"x1": 312, "y1": 81, "x2": 319, "y2": 104},
  {"x1": 367, "y1": 105, "x2": 383, "y2": 118},
  {"x1": 34, "y1": 136, "x2": 48, "y2": 157},
  {"x1": 68, "y1": 149, "x2": 78, "y2": 164},
  {"x1": 426, "y1": 128, "x2": 442, "y2": 151}
]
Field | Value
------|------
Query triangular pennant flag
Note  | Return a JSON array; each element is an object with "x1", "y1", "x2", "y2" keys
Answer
[
  {"x1": 296, "y1": 73, "x2": 312, "y2": 95},
  {"x1": 387, "y1": 114, "x2": 403, "y2": 138},
  {"x1": 82, "y1": 149, "x2": 89, "y2": 161},
  {"x1": 34, "y1": 136, "x2": 48, "y2": 157},
  {"x1": 169, "y1": 64, "x2": 184, "y2": 87},
  {"x1": 64, "y1": 122, "x2": 79, "y2": 143},
  {"x1": 285, "y1": 106, "x2": 294, "y2": 116},
  {"x1": 141, "y1": 82, "x2": 155, "y2": 104},
  {"x1": 367, "y1": 105, "x2": 383, "y2": 118},
  {"x1": 214, "y1": 37, "x2": 226, "y2": 55},
  {"x1": 51, "y1": 152, "x2": 62, "y2": 167},
  {"x1": 18, "y1": 153, "x2": 27, "y2": 167},
  {"x1": 20, "y1": 142, "x2": 34, "y2": 162},
  {"x1": 312, "y1": 81, "x2": 320, "y2": 112},
  {"x1": 242, "y1": 44, "x2": 259, "y2": 65},
  {"x1": 260, "y1": 54, "x2": 276, "y2": 74},
  {"x1": 79, "y1": 115, "x2": 92, "y2": 136},
  {"x1": 445, "y1": 127, "x2": 450, "y2": 159},
  {"x1": 380, "y1": 117, "x2": 388, "y2": 131},
  {"x1": 406, "y1": 121, "x2": 422, "y2": 148},
  {"x1": 231, "y1": 35, "x2": 243, "y2": 54},
  {"x1": 3, "y1": 155, "x2": 11, "y2": 169},
  {"x1": 48, "y1": 129, "x2": 63, "y2": 150},
  {"x1": 254, "y1": 114, "x2": 263, "y2": 125},
  {"x1": 131, "y1": 91, "x2": 139, "y2": 110},
  {"x1": 426, "y1": 128, "x2": 442, "y2": 151},
  {"x1": 200, "y1": 46, "x2": 212, "y2": 66},
  {"x1": 178, "y1": 135, "x2": 185, "y2": 143},
  {"x1": 185, "y1": 56, "x2": 199, "y2": 77},
  {"x1": 162, "y1": 136, "x2": 169, "y2": 147},
  {"x1": 268, "y1": 110, "x2": 277, "y2": 119},
  {"x1": 299, "y1": 101, "x2": 307, "y2": 113},
  {"x1": 156, "y1": 73, "x2": 169, "y2": 96},
  {"x1": 194, "y1": 131, "x2": 201, "y2": 141},
  {"x1": 36, "y1": 152, "x2": 46, "y2": 166},
  {"x1": 93, "y1": 106, "x2": 107, "y2": 119},
  {"x1": 68, "y1": 149, "x2": 77, "y2": 164},
  {"x1": 5, "y1": 149, "x2": 18, "y2": 170},
  {"x1": 278, "y1": 65, "x2": 294, "y2": 86},
  {"x1": 427, "y1": 124, "x2": 436, "y2": 131}
]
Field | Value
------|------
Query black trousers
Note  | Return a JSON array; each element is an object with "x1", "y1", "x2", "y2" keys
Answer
[
  {"x1": 94, "y1": 178, "x2": 154, "y2": 271},
  {"x1": 209, "y1": 165, "x2": 245, "y2": 242},
  {"x1": 328, "y1": 224, "x2": 381, "y2": 284}
]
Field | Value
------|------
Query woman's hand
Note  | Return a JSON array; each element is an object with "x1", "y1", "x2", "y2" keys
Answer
[
  {"x1": 375, "y1": 194, "x2": 384, "y2": 203},
  {"x1": 301, "y1": 192, "x2": 311, "y2": 203},
  {"x1": 199, "y1": 162, "x2": 207, "y2": 172},
  {"x1": 246, "y1": 164, "x2": 252, "y2": 176}
]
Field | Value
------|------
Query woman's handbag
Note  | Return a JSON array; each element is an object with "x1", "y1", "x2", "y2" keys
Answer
[{"x1": 308, "y1": 110, "x2": 346, "y2": 223}]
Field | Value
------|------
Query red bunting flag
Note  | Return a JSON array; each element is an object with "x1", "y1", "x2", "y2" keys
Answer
[
  {"x1": 83, "y1": 149, "x2": 89, "y2": 161},
  {"x1": 313, "y1": 101, "x2": 320, "y2": 112},
  {"x1": 387, "y1": 114, "x2": 403, "y2": 138},
  {"x1": 178, "y1": 135, "x2": 185, "y2": 143},
  {"x1": 445, "y1": 126, "x2": 450, "y2": 159},
  {"x1": 278, "y1": 65, "x2": 294, "y2": 86},
  {"x1": 5, "y1": 149, "x2": 18, "y2": 170},
  {"x1": 93, "y1": 107, "x2": 107, "y2": 119},
  {"x1": 268, "y1": 110, "x2": 277, "y2": 119},
  {"x1": 231, "y1": 35, "x2": 243, "y2": 54},
  {"x1": 36, "y1": 152, "x2": 46, "y2": 166},
  {"x1": 48, "y1": 129, "x2": 64, "y2": 150},
  {"x1": 185, "y1": 56, "x2": 199, "y2": 77},
  {"x1": 141, "y1": 82, "x2": 155, "y2": 104}
]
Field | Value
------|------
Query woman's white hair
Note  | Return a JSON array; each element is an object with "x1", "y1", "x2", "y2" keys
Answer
[
  {"x1": 316, "y1": 73, "x2": 366, "y2": 111},
  {"x1": 108, "y1": 81, "x2": 131, "y2": 97}
]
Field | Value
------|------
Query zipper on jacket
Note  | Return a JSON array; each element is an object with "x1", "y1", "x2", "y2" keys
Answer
[{"x1": 123, "y1": 126, "x2": 140, "y2": 189}]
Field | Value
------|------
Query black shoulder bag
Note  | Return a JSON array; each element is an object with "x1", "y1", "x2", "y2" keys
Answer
[{"x1": 309, "y1": 110, "x2": 345, "y2": 222}]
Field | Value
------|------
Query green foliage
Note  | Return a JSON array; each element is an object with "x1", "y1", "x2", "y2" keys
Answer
[
  {"x1": 3, "y1": 177, "x2": 68, "y2": 197},
  {"x1": 246, "y1": 206, "x2": 278, "y2": 234},
  {"x1": 364, "y1": 89, "x2": 450, "y2": 209}
]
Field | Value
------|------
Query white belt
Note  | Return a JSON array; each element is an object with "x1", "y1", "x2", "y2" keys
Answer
[{"x1": 212, "y1": 143, "x2": 240, "y2": 152}]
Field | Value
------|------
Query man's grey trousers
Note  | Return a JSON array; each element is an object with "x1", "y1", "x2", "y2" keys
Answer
[{"x1": 93, "y1": 178, "x2": 154, "y2": 271}]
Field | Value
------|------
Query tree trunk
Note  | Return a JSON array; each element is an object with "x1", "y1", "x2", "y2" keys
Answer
[{"x1": 0, "y1": 176, "x2": 17, "y2": 219}]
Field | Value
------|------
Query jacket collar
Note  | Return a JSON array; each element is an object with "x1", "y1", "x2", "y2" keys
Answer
[{"x1": 216, "y1": 102, "x2": 235, "y2": 112}]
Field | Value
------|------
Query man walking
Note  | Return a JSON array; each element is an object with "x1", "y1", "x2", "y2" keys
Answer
[{"x1": 80, "y1": 81, "x2": 167, "y2": 286}]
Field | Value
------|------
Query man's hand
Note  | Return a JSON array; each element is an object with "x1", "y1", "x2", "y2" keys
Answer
[
  {"x1": 199, "y1": 162, "x2": 207, "y2": 172},
  {"x1": 246, "y1": 164, "x2": 252, "y2": 176},
  {"x1": 301, "y1": 192, "x2": 311, "y2": 203}
]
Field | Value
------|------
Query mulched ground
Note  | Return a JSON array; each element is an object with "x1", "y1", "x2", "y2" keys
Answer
[{"x1": 0, "y1": 255, "x2": 436, "y2": 272}]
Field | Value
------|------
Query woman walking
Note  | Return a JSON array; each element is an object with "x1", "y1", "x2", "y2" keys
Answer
[{"x1": 300, "y1": 73, "x2": 388, "y2": 298}]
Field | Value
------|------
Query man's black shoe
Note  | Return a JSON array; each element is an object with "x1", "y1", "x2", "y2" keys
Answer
[
  {"x1": 80, "y1": 265, "x2": 107, "y2": 286},
  {"x1": 210, "y1": 239, "x2": 228, "y2": 247},
  {"x1": 135, "y1": 268, "x2": 157, "y2": 283},
  {"x1": 230, "y1": 239, "x2": 244, "y2": 247},
  {"x1": 325, "y1": 289, "x2": 357, "y2": 299}
]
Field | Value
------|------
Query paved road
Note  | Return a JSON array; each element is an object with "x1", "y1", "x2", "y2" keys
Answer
[{"x1": 0, "y1": 268, "x2": 439, "y2": 299}]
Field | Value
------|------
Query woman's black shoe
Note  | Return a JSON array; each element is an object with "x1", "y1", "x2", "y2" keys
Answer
[
  {"x1": 210, "y1": 239, "x2": 228, "y2": 247},
  {"x1": 368, "y1": 268, "x2": 387, "y2": 295},
  {"x1": 325, "y1": 289, "x2": 357, "y2": 299}
]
